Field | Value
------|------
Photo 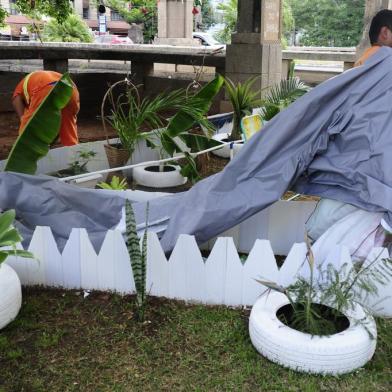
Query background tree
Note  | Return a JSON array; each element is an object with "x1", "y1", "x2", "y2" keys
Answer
[
  {"x1": 200, "y1": 0, "x2": 216, "y2": 30},
  {"x1": 43, "y1": 14, "x2": 93, "y2": 43},
  {"x1": 16, "y1": 0, "x2": 72, "y2": 23},
  {"x1": 98, "y1": 1, "x2": 157, "y2": 42},
  {"x1": 289, "y1": 0, "x2": 365, "y2": 46},
  {"x1": 214, "y1": 0, "x2": 237, "y2": 44},
  {"x1": 0, "y1": 6, "x2": 7, "y2": 27}
]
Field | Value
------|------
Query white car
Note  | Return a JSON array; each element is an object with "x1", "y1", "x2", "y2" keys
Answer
[{"x1": 192, "y1": 32, "x2": 225, "y2": 50}]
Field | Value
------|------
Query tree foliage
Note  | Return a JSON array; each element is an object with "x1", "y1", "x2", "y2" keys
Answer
[
  {"x1": 0, "y1": 5, "x2": 7, "y2": 27},
  {"x1": 15, "y1": 0, "x2": 72, "y2": 23},
  {"x1": 200, "y1": 0, "x2": 216, "y2": 30},
  {"x1": 98, "y1": 0, "x2": 157, "y2": 42},
  {"x1": 214, "y1": 0, "x2": 237, "y2": 44},
  {"x1": 289, "y1": 0, "x2": 365, "y2": 47},
  {"x1": 43, "y1": 14, "x2": 93, "y2": 43}
]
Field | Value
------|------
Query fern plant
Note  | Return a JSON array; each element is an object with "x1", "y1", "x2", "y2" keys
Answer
[
  {"x1": 260, "y1": 78, "x2": 309, "y2": 121},
  {"x1": 224, "y1": 77, "x2": 263, "y2": 141},
  {"x1": 125, "y1": 200, "x2": 148, "y2": 321},
  {"x1": 97, "y1": 176, "x2": 127, "y2": 191}
]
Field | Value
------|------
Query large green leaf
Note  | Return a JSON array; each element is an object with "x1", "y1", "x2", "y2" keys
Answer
[
  {"x1": 164, "y1": 74, "x2": 224, "y2": 139},
  {"x1": 5, "y1": 73, "x2": 74, "y2": 174}
]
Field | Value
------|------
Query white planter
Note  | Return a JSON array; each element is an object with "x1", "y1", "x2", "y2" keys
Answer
[
  {"x1": 211, "y1": 133, "x2": 243, "y2": 158},
  {"x1": 133, "y1": 164, "x2": 187, "y2": 188},
  {"x1": 249, "y1": 292, "x2": 376, "y2": 375},
  {"x1": 0, "y1": 263, "x2": 22, "y2": 330}
]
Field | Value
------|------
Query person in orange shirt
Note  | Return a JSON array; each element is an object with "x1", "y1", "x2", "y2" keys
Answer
[
  {"x1": 355, "y1": 9, "x2": 392, "y2": 67},
  {"x1": 12, "y1": 70, "x2": 80, "y2": 146}
]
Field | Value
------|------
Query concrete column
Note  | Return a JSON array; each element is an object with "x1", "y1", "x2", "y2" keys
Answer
[
  {"x1": 43, "y1": 59, "x2": 69, "y2": 74},
  {"x1": 73, "y1": 0, "x2": 84, "y2": 18},
  {"x1": 156, "y1": 0, "x2": 195, "y2": 45},
  {"x1": 357, "y1": 0, "x2": 392, "y2": 57},
  {"x1": 225, "y1": 0, "x2": 283, "y2": 95}
]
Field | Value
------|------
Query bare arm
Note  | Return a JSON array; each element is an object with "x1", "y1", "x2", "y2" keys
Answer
[{"x1": 12, "y1": 95, "x2": 26, "y2": 119}]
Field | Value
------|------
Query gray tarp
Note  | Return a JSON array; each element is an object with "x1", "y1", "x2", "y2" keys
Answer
[
  {"x1": 0, "y1": 172, "x2": 125, "y2": 251},
  {"x1": 2, "y1": 47, "x2": 392, "y2": 253},
  {"x1": 133, "y1": 46, "x2": 392, "y2": 252}
]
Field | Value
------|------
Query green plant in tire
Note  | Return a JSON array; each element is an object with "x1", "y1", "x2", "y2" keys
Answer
[
  {"x1": 0, "y1": 210, "x2": 34, "y2": 265},
  {"x1": 158, "y1": 74, "x2": 225, "y2": 181},
  {"x1": 5, "y1": 73, "x2": 74, "y2": 175},
  {"x1": 257, "y1": 238, "x2": 392, "y2": 337},
  {"x1": 224, "y1": 76, "x2": 263, "y2": 141},
  {"x1": 125, "y1": 200, "x2": 148, "y2": 321}
]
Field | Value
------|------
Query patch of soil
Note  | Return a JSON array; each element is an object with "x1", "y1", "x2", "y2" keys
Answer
[
  {"x1": 277, "y1": 303, "x2": 349, "y2": 335},
  {"x1": 0, "y1": 112, "x2": 117, "y2": 160}
]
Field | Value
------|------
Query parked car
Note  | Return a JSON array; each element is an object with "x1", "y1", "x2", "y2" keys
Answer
[
  {"x1": 192, "y1": 32, "x2": 225, "y2": 50},
  {"x1": 94, "y1": 34, "x2": 133, "y2": 45}
]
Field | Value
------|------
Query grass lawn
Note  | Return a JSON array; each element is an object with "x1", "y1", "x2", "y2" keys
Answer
[{"x1": 0, "y1": 288, "x2": 391, "y2": 392}]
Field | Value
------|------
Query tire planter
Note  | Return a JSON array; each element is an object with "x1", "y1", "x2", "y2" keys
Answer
[
  {"x1": 0, "y1": 263, "x2": 22, "y2": 330},
  {"x1": 133, "y1": 164, "x2": 187, "y2": 188},
  {"x1": 211, "y1": 133, "x2": 243, "y2": 159},
  {"x1": 249, "y1": 292, "x2": 377, "y2": 375}
]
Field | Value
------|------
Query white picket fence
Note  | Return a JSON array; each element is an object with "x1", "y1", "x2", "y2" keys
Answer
[
  {"x1": 5, "y1": 226, "x2": 307, "y2": 306},
  {"x1": 4, "y1": 224, "x2": 391, "y2": 316}
]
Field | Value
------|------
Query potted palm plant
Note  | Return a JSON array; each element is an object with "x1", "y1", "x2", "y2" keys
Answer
[
  {"x1": 212, "y1": 77, "x2": 262, "y2": 158},
  {"x1": 0, "y1": 210, "x2": 34, "y2": 330},
  {"x1": 133, "y1": 75, "x2": 225, "y2": 188},
  {"x1": 259, "y1": 77, "x2": 309, "y2": 121},
  {"x1": 249, "y1": 242, "x2": 391, "y2": 375},
  {"x1": 101, "y1": 79, "x2": 189, "y2": 171}
]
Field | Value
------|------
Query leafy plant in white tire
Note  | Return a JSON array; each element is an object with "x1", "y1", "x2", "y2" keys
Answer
[
  {"x1": 249, "y1": 240, "x2": 391, "y2": 375},
  {"x1": 0, "y1": 210, "x2": 34, "y2": 330}
]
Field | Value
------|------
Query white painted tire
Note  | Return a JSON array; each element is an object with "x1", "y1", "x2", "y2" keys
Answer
[
  {"x1": 133, "y1": 165, "x2": 187, "y2": 188},
  {"x1": 211, "y1": 133, "x2": 243, "y2": 158},
  {"x1": 249, "y1": 292, "x2": 377, "y2": 375},
  {"x1": 0, "y1": 263, "x2": 22, "y2": 330}
]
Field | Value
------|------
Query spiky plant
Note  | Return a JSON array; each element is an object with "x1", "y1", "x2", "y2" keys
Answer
[
  {"x1": 97, "y1": 176, "x2": 128, "y2": 191},
  {"x1": 224, "y1": 77, "x2": 263, "y2": 141},
  {"x1": 125, "y1": 200, "x2": 148, "y2": 321},
  {"x1": 260, "y1": 78, "x2": 309, "y2": 121}
]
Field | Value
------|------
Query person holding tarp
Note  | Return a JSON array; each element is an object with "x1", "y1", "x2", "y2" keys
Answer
[
  {"x1": 355, "y1": 9, "x2": 392, "y2": 67},
  {"x1": 12, "y1": 70, "x2": 80, "y2": 146},
  {"x1": 306, "y1": 9, "x2": 392, "y2": 261}
]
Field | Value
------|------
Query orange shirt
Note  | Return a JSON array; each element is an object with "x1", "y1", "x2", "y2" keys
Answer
[
  {"x1": 354, "y1": 45, "x2": 381, "y2": 67},
  {"x1": 13, "y1": 71, "x2": 80, "y2": 146}
]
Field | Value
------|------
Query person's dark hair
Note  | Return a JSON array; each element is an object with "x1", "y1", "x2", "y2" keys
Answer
[{"x1": 369, "y1": 9, "x2": 392, "y2": 44}]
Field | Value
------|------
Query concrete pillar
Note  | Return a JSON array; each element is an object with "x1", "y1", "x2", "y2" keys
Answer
[
  {"x1": 155, "y1": 0, "x2": 195, "y2": 45},
  {"x1": 43, "y1": 59, "x2": 69, "y2": 74},
  {"x1": 225, "y1": 0, "x2": 283, "y2": 95},
  {"x1": 73, "y1": 0, "x2": 84, "y2": 18},
  {"x1": 357, "y1": 0, "x2": 392, "y2": 57}
]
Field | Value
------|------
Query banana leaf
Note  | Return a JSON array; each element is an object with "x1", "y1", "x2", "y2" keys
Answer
[
  {"x1": 5, "y1": 73, "x2": 74, "y2": 175},
  {"x1": 164, "y1": 74, "x2": 224, "y2": 139}
]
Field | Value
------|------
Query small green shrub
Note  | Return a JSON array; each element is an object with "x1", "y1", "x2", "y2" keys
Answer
[{"x1": 97, "y1": 176, "x2": 128, "y2": 191}]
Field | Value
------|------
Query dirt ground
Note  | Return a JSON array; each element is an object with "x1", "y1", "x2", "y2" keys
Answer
[{"x1": 0, "y1": 112, "x2": 117, "y2": 160}]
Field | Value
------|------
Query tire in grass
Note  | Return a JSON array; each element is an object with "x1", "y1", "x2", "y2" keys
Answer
[{"x1": 249, "y1": 292, "x2": 377, "y2": 375}]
